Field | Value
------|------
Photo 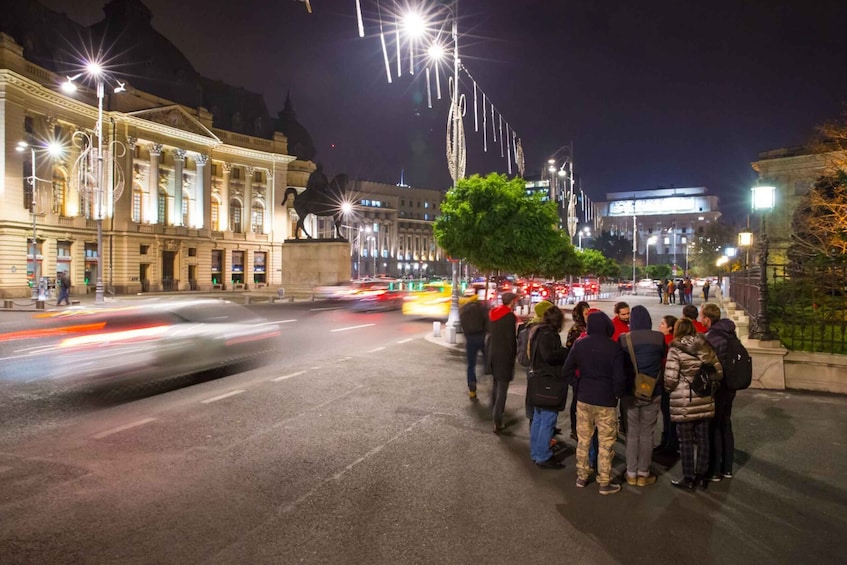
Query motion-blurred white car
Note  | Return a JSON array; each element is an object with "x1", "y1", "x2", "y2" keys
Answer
[{"x1": 0, "y1": 299, "x2": 280, "y2": 388}]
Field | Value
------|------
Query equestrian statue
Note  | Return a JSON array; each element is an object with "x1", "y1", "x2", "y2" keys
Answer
[{"x1": 282, "y1": 164, "x2": 349, "y2": 240}]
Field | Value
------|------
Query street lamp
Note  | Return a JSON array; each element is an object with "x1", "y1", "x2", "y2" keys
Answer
[
  {"x1": 646, "y1": 235, "x2": 657, "y2": 276},
  {"x1": 16, "y1": 140, "x2": 64, "y2": 301},
  {"x1": 62, "y1": 61, "x2": 126, "y2": 304},
  {"x1": 749, "y1": 184, "x2": 777, "y2": 340},
  {"x1": 578, "y1": 226, "x2": 591, "y2": 250},
  {"x1": 738, "y1": 229, "x2": 753, "y2": 270}
]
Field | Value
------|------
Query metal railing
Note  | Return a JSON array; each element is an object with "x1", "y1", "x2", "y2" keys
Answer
[{"x1": 731, "y1": 263, "x2": 847, "y2": 354}]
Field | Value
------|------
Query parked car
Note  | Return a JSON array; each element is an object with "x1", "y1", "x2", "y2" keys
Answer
[{"x1": 0, "y1": 299, "x2": 281, "y2": 388}]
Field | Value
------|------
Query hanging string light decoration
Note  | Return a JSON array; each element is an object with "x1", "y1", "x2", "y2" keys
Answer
[{"x1": 354, "y1": 0, "x2": 526, "y2": 179}]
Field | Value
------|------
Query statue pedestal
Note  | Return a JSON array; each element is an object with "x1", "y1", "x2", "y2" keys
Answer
[{"x1": 282, "y1": 240, "x2": 351, "y2": 298}]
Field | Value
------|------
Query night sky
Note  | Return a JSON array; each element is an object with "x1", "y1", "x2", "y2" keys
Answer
[{"x1": 39, "y1": 0, "x2": 847, "y2": 223}]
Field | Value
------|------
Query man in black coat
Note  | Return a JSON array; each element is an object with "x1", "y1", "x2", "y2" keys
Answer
[
  {"x1": 486, "y1": 292, "x2": 518, "y2": 433},
  {"x1": 459, "y1": 293, "x2": 488, "y2": 399}
]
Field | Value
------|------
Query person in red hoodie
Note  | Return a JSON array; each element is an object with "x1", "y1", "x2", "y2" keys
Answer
[
  {"x1": 683, "y1": 304, "x2": 708, "y2": 333},
  {"x1": 486, "y1": 292, "x2": 519, "y2": 433},
  {"x1": 612, "y1": 301, "x2": 631, "y2": 341}
]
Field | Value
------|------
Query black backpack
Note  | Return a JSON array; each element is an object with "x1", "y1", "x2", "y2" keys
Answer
[
  {"x1": 690, "y1": 362, "x2": 718, "y2": 398},
  {"x1": 723, "y1": 334, "x2": 753, "y2": 390},
  {"x1": 516, "y1": 322, "x2": 535, "y2": 367}
]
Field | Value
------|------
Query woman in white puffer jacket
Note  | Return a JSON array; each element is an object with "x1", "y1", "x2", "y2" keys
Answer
[{"x1": 663, "y1": 318, "x2": 723, "y2": 491}]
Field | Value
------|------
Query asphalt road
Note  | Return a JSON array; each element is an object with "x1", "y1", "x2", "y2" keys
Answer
[{"x1": 0, "y1": 297, "x2": 845, "y2": 564}]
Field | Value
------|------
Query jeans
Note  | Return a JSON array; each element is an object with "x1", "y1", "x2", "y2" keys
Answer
[
  {"x1": 465, "y1": 333, "x2": 485, "y2": 391},
  {"x1": 708, "y1": 387, "x2": 736, "y2": 475},
  {"x1": 576, "y1": 402, "x2": 617, "y2": 485},
  {"x1": 530, "y1": 408, "x2": 558, "y2": 462},
  {"x1": 491, "y1": 379, "x2": 510, "y2": 426},
  {"x1": 57, "y1": 287, "x2": 70, "y2": 306},
  {"x1": 623, "y1": 395, "x2": 661, "y2": 477}
]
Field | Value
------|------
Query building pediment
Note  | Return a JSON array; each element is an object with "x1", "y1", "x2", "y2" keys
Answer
[{"x1": 127, "y1": 105, "x2": 219, "y2": 142}]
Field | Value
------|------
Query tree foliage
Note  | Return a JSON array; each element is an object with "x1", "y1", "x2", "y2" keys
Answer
[
  {"x1": 535, "y1": 232, "x2": 581, "y2": 279},
  {"x1": 578, "y1": 248, "x2": 618, "y2": 279},
  {"x1": 688, "y1": 222, "x2": 737, "y2": 275},
  {"x1": 433, "y1": 173, "x2": 561, "y2": 275},
  {"x1": 790, "y1": 171, "x2": 847, "y2": 266}
]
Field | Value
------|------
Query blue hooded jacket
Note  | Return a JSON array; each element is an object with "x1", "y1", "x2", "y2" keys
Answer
[
  {"x1": 619, "y1": 305, "x2": 667, "y2": 397},
  {"x1": 561, "y1": 310, "x2": 626, "y2": 407}
]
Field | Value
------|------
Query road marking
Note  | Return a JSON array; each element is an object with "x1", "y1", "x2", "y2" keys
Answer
[
  {"x1": 276, "y1": 319, "x2": 297, "y2": 324},
  {"x1": 271, "y1": 370, "x2": 306, "y2": 382},
  {"x1": 331, "y1": 323, "x2": 375, "y2": 332},
  {"x1": 311, "y1": 306, "x2": 344, "y2": 311},
  {"x1": 338, "y1": 356, "x2": 352, "y2": 362},
  {"x1": 396, "y1": 338, "x2": 414, "y2": 344},
  {"x1": 201, "y1": 390, "x2": 246, "y2": 404},
  {"x1": 368, "y1": 347, "x2": 386, "y2": 353},
  {"x1": 91, "y1": 417, "x2": 157, "y2": 439}
]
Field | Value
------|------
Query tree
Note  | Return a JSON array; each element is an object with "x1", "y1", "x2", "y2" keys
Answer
[
  {"x1": 646, "y1": 263, "x2": 672, "y2": 281},
  {"x1": 578, "y1": 248, "x2": 617, "y2": 279},
  {"x1": 790, "y1": 171, "x2": 847, "y2": 265},
  {"x1": 535, "y1": 232, "x2": 582, "y2": 280},
  {"x1": 593, "y1": 230, "x2": 633, "y2": 264},
  {"x1": 688, "y1": 222, "x2": 736, "y2": 275},
  {"x1": 433, "y1": 173, "x2": 561, "y2": 275}
]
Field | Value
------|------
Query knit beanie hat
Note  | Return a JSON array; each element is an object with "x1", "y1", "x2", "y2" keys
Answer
[{"x1": 534, "y1": 300, "x2": 555, "y2": 318}]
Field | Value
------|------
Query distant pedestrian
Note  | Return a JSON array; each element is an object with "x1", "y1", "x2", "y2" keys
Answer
[
  {"x1": 56, "y1": 272, "x2": 71, "y2": 306},
  {"x1": 677, "y1": 281, "x2": 685, "y2": 304},
  {"x1": 459, "y1": 291, "x2": 488, "y2": 399},
  {"x1": 656, "y1": 281, "x2": 664, "y2": 304},
  {"x1": 684, "y1": 278, "x2": 694, "y2": 305},
  {"x1": 562, "y1": 310, "x2": 626, "y2": 495},
  {"x1": 663, "y1": 317, "x2": 723, "y2": 491},
  {"x1": 667, "y1": 279, "x2": 676, "y2": 304},
  {"x1": 701, "y1": 302, "x2": 738, "y2": 482},
  {"x1": 486, "y1": 292, "x2": 519, "y2": 433},
  {"x1": 702, "y1": 280, "x2": 711, "y2": 302}
]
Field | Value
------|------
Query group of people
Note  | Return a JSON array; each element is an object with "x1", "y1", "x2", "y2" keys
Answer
[
  {"x1": 460, "y1": 293, "x2": 738, "y2": 496},
  {"x1": 656, "y1": 277, "x2": 707, "y2": 305}
]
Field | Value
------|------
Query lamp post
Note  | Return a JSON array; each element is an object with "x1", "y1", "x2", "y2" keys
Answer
[
  {"x1": 738, "y1": 229, "x2": 753, "y2": 270},
  {"x1": 62, "y1": 62, "x2": 125, "y2": 304},
  {"x1": 16, "y1": 141, "x2": 64, "y2": 301},
  {"x1": 578, "y1": 226, "x2": 591, "y2": 250},
  {"x1": 749, "y1": 184, "x2": 776, "y2": 340},
  {"x1": 646, "y1": 235, "x2": 657, "y2": 276}
]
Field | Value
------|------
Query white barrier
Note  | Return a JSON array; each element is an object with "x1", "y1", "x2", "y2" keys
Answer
[{"x1": 433, "y1": 321, "x2": 442, "y2": 337}]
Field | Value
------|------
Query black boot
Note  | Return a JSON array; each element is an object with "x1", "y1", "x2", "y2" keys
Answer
[{"x1": 671, "y1": 477, "x2": 696, "y2": 491}]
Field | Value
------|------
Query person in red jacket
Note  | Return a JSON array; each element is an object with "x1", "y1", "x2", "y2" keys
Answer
[
  {"x1": 683, "y1": 304, "x2": 708, "y2": 333},
  {"x1": 612, "y1": 301, "x2": 630, "y2": 341},
  {"x1": 486, "y1": 292, "x2": 519, "y2": 433}
]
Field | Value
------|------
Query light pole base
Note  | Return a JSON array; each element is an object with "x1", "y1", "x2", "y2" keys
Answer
[{"x1": 95, "y1": 280, "x2": 105, "y2": 304}]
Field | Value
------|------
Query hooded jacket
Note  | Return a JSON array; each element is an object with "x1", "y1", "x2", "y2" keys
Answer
[
  {"x1": 561, "y1": 311, "x2": 625, "y2": 407},
  {"x1": 619, "y1": 305, "x2": 667, "y2": 398},
  {"x1": 663, "y1": 334, "x2": 724, "y2": 422},
  {"x1": 486, "y1": 304, "x2": 517, "y2": 382}
]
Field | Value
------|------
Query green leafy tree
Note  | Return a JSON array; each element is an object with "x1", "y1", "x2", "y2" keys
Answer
[
  {"x1": 646, "y1": 263, "x2": 672, "y2": 281},
  {"x1": 433, "y1": 173, "x2": 560, "y2": 275},
  {"x1": 578, "y1": 248, "x2": 616, "y2": 279},
  {"x1": 689, "y1": 222, "x2": 737, "y2": 275},
  {"x1": 536, "y1": 232, "x2": 582, "y2": 280}
]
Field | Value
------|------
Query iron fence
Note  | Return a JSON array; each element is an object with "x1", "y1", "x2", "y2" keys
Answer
[{"x1": 731, "y1": 262, "x2": 847, "y2": 354}]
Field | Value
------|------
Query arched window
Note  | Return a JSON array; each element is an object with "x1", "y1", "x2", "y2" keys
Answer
[
  {"x1": 251, "y1": 201, "x2": 264, "y2": 233},
  {"x1": 131, "y1": 182, "x2": 143, "y2": 223},
  {"x1": 230, "y1": 198, "x2": 242, "y2": 233},
  {"x1": 52, "y1": 167, "x2": 67, "y2": 216},
  {"x1": 210, "y1": 195, "x2": 221, "y2": 231}
]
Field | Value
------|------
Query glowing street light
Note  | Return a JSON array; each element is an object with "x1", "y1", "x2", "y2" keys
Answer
[{"x1": 750, "y1": 184, "x2": 777, "y2": 340}]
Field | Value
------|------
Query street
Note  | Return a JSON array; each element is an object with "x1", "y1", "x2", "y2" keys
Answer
[{"x1": 0, "y1": 296, "x2": 845, "y2": 564}]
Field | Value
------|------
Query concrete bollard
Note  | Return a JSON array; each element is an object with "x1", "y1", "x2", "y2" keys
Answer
[
  {"x1": 433, "y1": 321, "x2": 442, "y2": 337},
  {"x1": 446, "y1": 325, "x2": 457, "y2": 344}
]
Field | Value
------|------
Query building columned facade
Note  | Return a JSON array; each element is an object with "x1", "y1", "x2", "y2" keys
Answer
[
  {"x1": 596, "y1": 186, "x2": 721, "y2": 271},
  {"x1": 313, "y1": 180, "x2": 450, "y2": 279}
]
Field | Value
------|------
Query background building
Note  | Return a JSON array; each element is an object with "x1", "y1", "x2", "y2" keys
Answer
[{"x1": 595, "y1": 186, "x2": 721, "y2": 272}]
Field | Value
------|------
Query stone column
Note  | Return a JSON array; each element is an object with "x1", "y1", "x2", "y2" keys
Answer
[
  {"x1": 195, "y1": 154, "x2": 208, "y2": 229},
  {"x1": 148, "y1": 143, "x2": 162, "y2": 224},
  {"x1": 221, "y1": 163, "x2": 231, "y2": 231},
  {"x1": 174, "y1": 149, "x2": 186, "y2": 226},
  {"x1": 245, "y1": 166, "x2": 254, "y2": 232}
]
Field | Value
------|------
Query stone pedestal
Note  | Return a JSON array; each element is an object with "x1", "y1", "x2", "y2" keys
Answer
[
  {"x1": 745, "y1": 338, "x2": 789, "y2": 390},
  {"x1": 281, "y1": 240, "x2": 351, "y2": 297}
]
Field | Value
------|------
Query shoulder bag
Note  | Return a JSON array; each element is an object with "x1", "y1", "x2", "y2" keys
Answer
[
  {"x1": 623, "y1": 333, "x2": 657, "y2": 401},
  {"x1": 527, "y1": 329, "x2": 567, "y2": 409}
]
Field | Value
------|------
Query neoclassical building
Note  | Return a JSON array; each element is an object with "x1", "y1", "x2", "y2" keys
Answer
[{"x1": 0, "y1": 0, "x2": 325, "y2": 297}]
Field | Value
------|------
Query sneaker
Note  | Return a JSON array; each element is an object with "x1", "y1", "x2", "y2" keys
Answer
[
  {"x1": 468, "y1": 390, "x2": 477, "y2": 399},
  {"x1": 722, "y1": 472, "x2": 734, "y2": 479},
  {"x1": 575, "y1": 477, "x2": 588, "y2": 488},
  {"x1": 599, "y1": 483, "x2": 622, "y2": 495},
  {"x1": 705, "y1": 474, "x2": 723, "y2": 482},
  {"x1": 671, "y1": 477, "x2": 696, "y2": 491},
  {"x1": 625, "y1": 475, "x2": 638, "y2": 486},
  {"x1": 536, "y1": 457, "x2": 565, "y2": 470},
  {"x1": 637, "y1": 475, "x2": 657, "y2": 487},
  {"x1": 549, "y1": 438, "x2": 558, "y2": 448}
]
